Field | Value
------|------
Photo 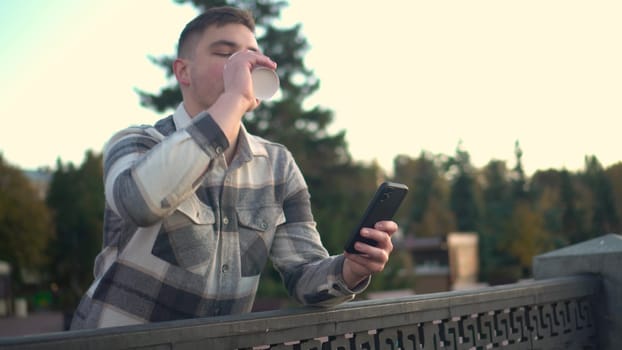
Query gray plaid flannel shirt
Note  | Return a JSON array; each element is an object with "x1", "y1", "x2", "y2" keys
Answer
[{"x1": 70, "y1": 104, "x2": 367, "y2": 329}]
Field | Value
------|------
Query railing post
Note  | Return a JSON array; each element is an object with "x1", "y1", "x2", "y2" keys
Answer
[{"x1": 533, "y1": 233, "x2": 622, "y2": 350}]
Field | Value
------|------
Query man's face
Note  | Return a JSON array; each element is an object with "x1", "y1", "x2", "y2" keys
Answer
[{"x1": 185, "y1": 23, "x2": 259, "y2": 111}]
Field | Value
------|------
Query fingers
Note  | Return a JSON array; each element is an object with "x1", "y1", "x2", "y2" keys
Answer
[
  {"x1": 226, "y1": 50, "x2": 277, "y2": 72},
  {"x1": 343, "y1": 221, "x2": 398, "y2": 278},
  {"x1": 345, "y1": 251, "x2": 387, "y2": 274},
  {"x1": 223, "y1": 50, "x2": 276, "y2": 111},
  {"x1": 360, "y1": 223, "x2": 396, "y2": 251},
  {"x1": 375, "y1": 220, "x2": 398, "y2": 236},
  {"x1": 351, "y1": 233, "x2": 391, "y2": 262}
]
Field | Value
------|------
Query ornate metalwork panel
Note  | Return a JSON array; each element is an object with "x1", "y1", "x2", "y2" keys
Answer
[{"x1": 261, "y1": 297, "x2": 597, "y2": 350}]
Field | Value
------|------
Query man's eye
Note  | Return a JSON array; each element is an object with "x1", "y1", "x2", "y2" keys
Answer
[{"x1": 214, "y1": 52, "x2": 233, "y2": 57}]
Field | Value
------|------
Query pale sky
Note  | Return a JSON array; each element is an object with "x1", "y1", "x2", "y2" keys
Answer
[{"x1": 1, "y1": 1, "x2": 621, "y2": 176}]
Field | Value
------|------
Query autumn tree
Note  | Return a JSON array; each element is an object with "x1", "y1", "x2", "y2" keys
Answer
[
  {"x1": 0, "y1": 155, "x2": 54, "y2": 290},
  {"x1": 393, "y1": 153, "x2": 455, "y2": 237},
  {"x1": 502, "y1": 201, "x2": 552, "y2": 276}
]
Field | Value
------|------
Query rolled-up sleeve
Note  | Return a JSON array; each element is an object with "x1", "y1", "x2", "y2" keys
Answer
[{"x1": 103, "y1": 112, "x2": 229, "y2": 227}]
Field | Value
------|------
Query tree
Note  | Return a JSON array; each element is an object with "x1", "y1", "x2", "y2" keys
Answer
[
  {"x1": 447, "y1": 142, "x2": 480, "y2": 232},
  {"x1": 393, "y1": 153, "x2": 455, "y2": 237},
  {"x1": 582, "y1": 156, "x2": 620, "y2": 235},
  {"x1": 501, "y1": 201, "x2": 553, "y2": 276},
  {"x1": 46, "y1": 151, "x2": 104, "y2": 312},
  {"x1": 479, "y1": 160, "x2": 514, "y2": 282},
  {"x1": 480, "y1": 160, "x2": 513, "y2": 229},
  {"x1": 530, "y1": 169, "x2": 587, "y2": 245},
  {"x1": 0, "y1": 155, "x2": 54, "y2": 289},
  {"x1": 605, "y1": 162, "x2": 622, "y2": 232},
  {"x1": 558, "y1": 170, "x2": 584, "y2": 243}
]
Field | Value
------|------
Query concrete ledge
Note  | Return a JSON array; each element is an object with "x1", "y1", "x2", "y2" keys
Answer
[{"x1": 534, "y1": 233, "x2": 622, "y2": 350}]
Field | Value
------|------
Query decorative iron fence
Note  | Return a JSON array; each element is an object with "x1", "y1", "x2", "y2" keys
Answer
[{"x1": 0, "y1": 275, "x2": 600, "y2": 350}]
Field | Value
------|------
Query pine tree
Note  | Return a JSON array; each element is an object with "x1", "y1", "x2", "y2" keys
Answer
[
  {"x1": 559, "y1": 170, "x2": 584, "y2": 243},
  {"x1": 479, "y1": 160, "x2": 513, "y2": 282},
  {"x1": 605, "y1": 162, "x2": 622, "y2": 233},
  {"x1": 46, "y1": 151, "x2": 104, "y2": 312},
  {"x1": 447, "y1": 142, "x2": 480, "y2": 232}
]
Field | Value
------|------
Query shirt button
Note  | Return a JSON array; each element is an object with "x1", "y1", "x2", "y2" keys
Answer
[
  {"x1": 221, "y1": 264, "x2": 229, "y2": 273},
  {"x1": 215, "y1": 146, "x2": 223, "y2": 154},
  {"x1": 260, "y1": 222, "x2": 267, "y2": 229},
  {"x1": 222, "y1": 217, "x2": 229, "y2": 225}
]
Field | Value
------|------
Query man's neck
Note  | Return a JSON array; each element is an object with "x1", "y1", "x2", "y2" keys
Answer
[{"x1": 223, "y1": 136, "x2": 239, "y2": 166}]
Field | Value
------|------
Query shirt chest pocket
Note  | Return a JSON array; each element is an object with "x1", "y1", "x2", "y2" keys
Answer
[
  {"x1": 151, "y1": 195, "x2": 216, "y2": 275},
  {"x1": 236, "y1": 205, "x2": 286, "y2": 277}
]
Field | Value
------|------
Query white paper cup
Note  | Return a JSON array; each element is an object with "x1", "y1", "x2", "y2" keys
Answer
[{"x1": 252, "y1": 67, "x2": 279, "y2": 100}]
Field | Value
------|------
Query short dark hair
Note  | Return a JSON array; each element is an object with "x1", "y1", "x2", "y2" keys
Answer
[{"x1": 177, "y1": 6, "x2": 255, "y2": 58}]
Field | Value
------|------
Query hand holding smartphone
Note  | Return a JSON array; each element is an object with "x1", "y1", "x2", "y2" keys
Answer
[{"x1": 344, "y1": 181, "x2": 408, "y2": 254}]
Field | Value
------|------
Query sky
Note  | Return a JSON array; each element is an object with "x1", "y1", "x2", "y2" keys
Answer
[{"x1": 1, "y1": 1, "x2": 621, "y2": 176}]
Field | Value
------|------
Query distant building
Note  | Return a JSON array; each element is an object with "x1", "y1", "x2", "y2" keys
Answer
[
  {"x1": 447, "y1": 233, "x2": 480, "y2": 290},
  {"x1": 398, "y1": 232, "x2": 482, "y2": 294}
]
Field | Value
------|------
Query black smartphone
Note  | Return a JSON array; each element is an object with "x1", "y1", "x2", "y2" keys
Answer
[{"x1": 344, "y1": 181, "x2": 409, "y2": 254}]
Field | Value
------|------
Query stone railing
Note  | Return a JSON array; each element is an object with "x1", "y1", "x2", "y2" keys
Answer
[{"x1": 1, "y1": 234, "x2": 620, "y2": 350}]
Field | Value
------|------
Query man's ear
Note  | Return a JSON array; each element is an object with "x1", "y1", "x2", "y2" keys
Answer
[{"x1": 173, "y1": 58, "x2": 190, "y2": 86}]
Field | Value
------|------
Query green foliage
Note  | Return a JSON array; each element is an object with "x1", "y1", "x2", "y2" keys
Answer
[
  {"x1": 501, "y1": 201, "x2": 553, "y2": 275},
  {"x1": 605, "y1": 162, "x2": 622, "y2": 233},
  {"x1": 582, "y1": 156, "x2": 620, "y2": 235},
  {"x1": 0, "y1": 156, "x2": 54, "y2": 289},
  {"x1": 46, "y1": 151, "x2": 104, "y2": 310},
  {"x1": 393, "y1": 153, "x2": 455, "y2": 237},
  {"x1": 447, "y1": 143, "x2": 480, "y2": 232},
  {"x1": 478, "y1": 160, "x2": 514, "y2": 280}
]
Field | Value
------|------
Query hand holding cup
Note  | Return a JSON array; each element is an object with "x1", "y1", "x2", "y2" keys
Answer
[{"x1": 226, "y1": 50, "x2": 279, "y2": 102}]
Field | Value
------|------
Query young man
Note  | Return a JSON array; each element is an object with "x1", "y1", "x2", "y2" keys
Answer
[{"x1": 70, "y1": 6, "x2": 398, "y2": 329}]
